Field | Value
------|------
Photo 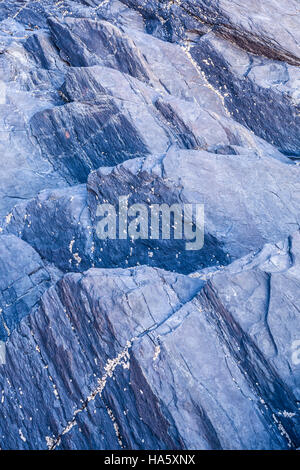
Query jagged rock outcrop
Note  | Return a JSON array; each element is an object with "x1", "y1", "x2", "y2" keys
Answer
[
  {"x1": 0, "y1": 0, "x2": 299, "y2": 451},
  {"x1": 120, "y1": 0, "x2": 300, "y2": 65},
  {"x1": 118, "y1": 1, "x2": 300, "y2": 155},
  {"x1": 189, "y1": 34, "x2": 300, "y2": 155},
  {"x1": 0, "y1": 233, "x2": 299, "y2": 450},
  {"x1": 0, "y1": 234, "x2": 61, "y2": 341},
  {"x1": 1, "y1": 0, "x2": 295, "y2": 215},
  {"x1": 2, "y1": 146, "x2": 299, "y2": 274}
]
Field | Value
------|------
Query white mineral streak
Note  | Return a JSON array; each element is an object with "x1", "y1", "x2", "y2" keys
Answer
[
  {"x1": 153, "y1": 344, "x2": 161, "y2": 361},
  {"x1": 48, "y1": 338, "x2": 136, "y2": 449}
]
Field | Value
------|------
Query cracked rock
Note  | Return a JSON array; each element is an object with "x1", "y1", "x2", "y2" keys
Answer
[{"x1": 0, "y1": 0, "x2": 299, "y2": 451}]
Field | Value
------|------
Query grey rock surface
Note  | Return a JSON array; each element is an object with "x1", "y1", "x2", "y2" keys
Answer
[
  {"x1": 0, "y1": 0, "x2": 299, "y2": 450},
  {"x1": 2, "y1": 145, "x2": 299, "y2": 274},
  {"x1": 121, "y1": 0, "x2": 300, "y2": 65},
  {"x1": 0, "y1": 234, "x2": 61, "y2": 341},
  {"x1": 189, "y1": 33, "x2": 300, "y2": 155},
  {"x1": 0, "y1": 234, "x2": 299, "y2": 449}
]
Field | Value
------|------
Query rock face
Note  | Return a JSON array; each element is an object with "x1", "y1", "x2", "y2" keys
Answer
[
  {"x1": 0, "y1": 234, "x2": 60, "y2": 341},
  {"x1": 2, "y1": 146, "x2": 299, "y2": 274},
  {"x1": 0, "y1": 0, "x2": 299, "y2": 450},
  {"x1": 0, "y1": 235, "x2": 299, "y2": 450}
]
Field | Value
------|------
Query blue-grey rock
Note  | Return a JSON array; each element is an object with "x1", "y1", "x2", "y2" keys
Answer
[
  {"x1": 1, "y1": 184, "x2": 94, "y2": 272},
  {"x1": 0, "y1": 234, "x2": 61, "y2": 341},
  {"x1": 189, "y1": 33, "x2": 300, "y2": 155},
  {"x1": 0, "y1": 236, "x2": 299, "y2": 449},
  {"x1": 3, "y1": 143, "x2": 299, "y2": 274},
  {"x1": 118, "y1": 1, "x2": 300, "y2": 155},
  {"x1": 0, "y1": 0, "x2": 299, "y2": 451},
  {"x1": 120, "y1": 0, "x2": 300, "y2": 65}
]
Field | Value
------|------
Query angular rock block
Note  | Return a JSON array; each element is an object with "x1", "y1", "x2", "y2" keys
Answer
[
  {"x1": 0, "y1": 0, "x2": 299, "y2": 451},
  {"x1": 0, "y1": 234, "x2": 60, "y2": 340},
  {"x1": 0, "y1": 233, "x2": 299, "y2": 449}
]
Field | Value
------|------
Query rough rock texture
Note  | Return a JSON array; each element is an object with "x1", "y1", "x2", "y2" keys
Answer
[
  {"x1": 0, "y1": 0, "x2": 299, "y2": 450},
  {"x1": 0, "y1": 234, "x2": 60, "y2": 341},
  {"x1": 0, "y1": 235, "x2": 299, "y2": 450},
  {"x1": 2, "y1": 146, "x2": 299, "y2": 274},
  {"x1": 121, "y1": 0, "x2": 300, "y2": 65}
]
